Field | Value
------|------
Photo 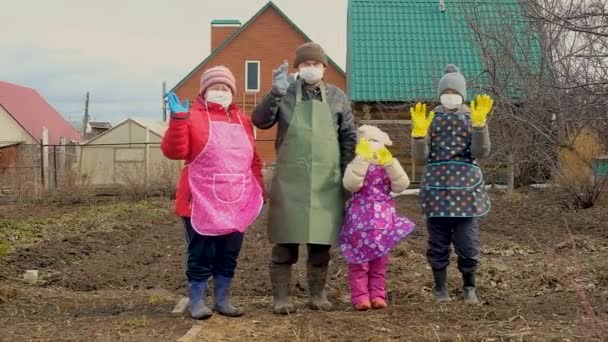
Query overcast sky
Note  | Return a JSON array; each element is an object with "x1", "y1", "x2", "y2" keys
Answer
[{"x1": 0, "y1": 0, "x2": 347, "y2": 124}]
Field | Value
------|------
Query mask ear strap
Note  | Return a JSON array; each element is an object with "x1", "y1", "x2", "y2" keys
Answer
[{"x1": 320, "y1": 82, "x2": 327, "y2": 103}]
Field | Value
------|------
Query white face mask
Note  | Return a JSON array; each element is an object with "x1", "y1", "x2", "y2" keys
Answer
[
  {"x1": 440, "y1": 94, "x2": 463, "y2": 110},
  {"x1": 368, "y1": 139, "x2": 384, "y2": 153},
  {"x1": 299, "y1": 66, "x2": 324, "y2": 84},
  {"x1": 205, "y1": 90, "x2": 233, "y2": 108}
]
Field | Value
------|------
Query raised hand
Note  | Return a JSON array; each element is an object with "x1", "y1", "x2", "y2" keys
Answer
[
  {"x1": 470, "y1": 94, "x2": 494, "y2": 127},
  {"x1": 355, "y1": 138, "x2": 374, "y2": 161},
  {"x1": 410, "y1": 102, "x2": 435, "y2": 138},
  {"x1": 376, "y1": 147, "x2": 393, "y2": 166},
  {"x1": 272, "y1": 60, "x2": 291, "y2": 95},
  {"x1": 165, "y1": 92, "x2": 189, "y2": 114}
]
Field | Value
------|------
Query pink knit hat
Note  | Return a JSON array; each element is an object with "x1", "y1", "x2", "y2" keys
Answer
[{"x1": 199, "y1": 66, "x2": 237, "y2": 96}]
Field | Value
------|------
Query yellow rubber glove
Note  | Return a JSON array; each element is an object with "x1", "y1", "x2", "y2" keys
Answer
[
  {"x1": 470, "y1": 94, "x2": 494, "y2": 127},
  {"x1": 355, "y1": 138, "x2": 374, "y2": 161},
  {"x1": 410, "y1": 102, "x2": 435, "y2": 138},
  {"x1": 376, "y1": 147, "x2": 393, "y2": 166}
]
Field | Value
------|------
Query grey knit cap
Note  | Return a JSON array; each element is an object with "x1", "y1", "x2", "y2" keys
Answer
[{"x1": 437, "y1": 64, "x2": 467, "y2": 100}]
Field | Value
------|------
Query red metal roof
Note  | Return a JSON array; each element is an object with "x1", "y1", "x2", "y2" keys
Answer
[{"x1": 0, "y1": 81, "x2": 81, "y2": 144}]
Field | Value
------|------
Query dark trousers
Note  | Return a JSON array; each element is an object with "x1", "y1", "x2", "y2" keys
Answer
[
  {"x1": 182, "y1": 217, "x2": 244, "y2": 282},
  {"x1": 271, "y1": 243, "x2": 331, "y2": 267},
  {"x1": 426, "y1": 217, "x2": 480, "y2": 274}
]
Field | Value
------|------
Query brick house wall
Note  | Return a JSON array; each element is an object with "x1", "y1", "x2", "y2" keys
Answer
[{"x1": 173, "y1": 4, "x2": 346, "y2": 165}]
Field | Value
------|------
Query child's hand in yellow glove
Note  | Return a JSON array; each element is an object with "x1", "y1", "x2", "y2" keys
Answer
[
  {"x1": 376, "y1": 147, "x2": 393, "y2": 166},
  {"x1": 355, "y1": 138, "x2": 374, "y2": 161},
  {"x1": 470, "y1": 94, "x2": 494, "y2": 127},
  {"x1": 410, "y1": 103, "x2": 435, "y2": 138}
]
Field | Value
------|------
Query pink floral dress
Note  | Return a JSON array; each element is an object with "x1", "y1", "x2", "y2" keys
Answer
[{"x1": 339, "y1": 164, "x2": 415, "y2": 264}]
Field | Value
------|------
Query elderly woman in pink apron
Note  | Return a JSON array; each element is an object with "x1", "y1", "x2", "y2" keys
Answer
[{"x1": 161, "y1": 66, "x2": 265, "y2": 319}]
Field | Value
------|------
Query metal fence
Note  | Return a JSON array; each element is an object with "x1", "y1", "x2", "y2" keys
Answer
[
  {"x1": 0, "y1": 142, "x2": 183, "y2": 201},
  {"x1": 0, "y1": 143, "x2": 80, "y2": 196}
]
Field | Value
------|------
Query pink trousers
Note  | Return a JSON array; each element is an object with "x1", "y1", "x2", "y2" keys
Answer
[{"x1": 347, "y1": 255, "x2": 389, "y2": 305}]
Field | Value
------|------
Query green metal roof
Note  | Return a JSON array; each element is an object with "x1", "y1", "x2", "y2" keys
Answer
[
  {"x1": 347, "y1": 0, "x2": 539, "y2": 102},
  {"x1": 211, "y1": 19, "x2": 242, "y2": 25}
]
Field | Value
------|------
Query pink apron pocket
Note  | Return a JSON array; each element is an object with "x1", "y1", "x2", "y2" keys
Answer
[{"x1": 213, "y1": 173, "x2": 245, "y2": 203}]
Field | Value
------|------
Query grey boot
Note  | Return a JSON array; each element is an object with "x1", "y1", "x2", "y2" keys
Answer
[
  {"x1": 432, "y1": 269, "x2": 452, "y2": 303},
  {"x1": 188, "y1": 281, "x2": 213, "y2": 319},
  {"x1": 212, "y1": 275, "x2": 244, "y2": 317},
  {"x1": 270, "y1": 263, "x2": 297, "y2": 314},
  {"x1": 307, "y1": 264, "x2": 333, "y2": 311},
  {"x1": 462, "y1": 272, "x2": 479, "y2": 304}
]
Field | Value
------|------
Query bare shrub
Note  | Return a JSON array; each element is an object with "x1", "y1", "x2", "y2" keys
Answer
[
  {"x1": 117, "y1": 163, "x2": 151, "y2": 200},
  {"x1": 50, "y1": 167, "x2": 96, "y2": 204},
  {"x1": 1, "y1": 166, "x2": 42, "y2": 205},
  {"x1": 462, "y1": 0, "x2": 607, "y2": 196},
  {"x1": 556, "y1": 130, "x2": 607, "y2": 208},
  {"x1": 150, "y1": 160, "x2": 182, "y2": 199}
]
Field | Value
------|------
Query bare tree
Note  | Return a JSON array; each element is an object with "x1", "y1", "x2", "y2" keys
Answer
[{"x1": 460, "y1": 0, "x2": 607, "y2": 206}]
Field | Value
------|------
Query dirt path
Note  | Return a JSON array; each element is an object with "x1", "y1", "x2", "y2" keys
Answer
[{"x1": 1, "y1": 191, "x2": 607, "y2": 341}]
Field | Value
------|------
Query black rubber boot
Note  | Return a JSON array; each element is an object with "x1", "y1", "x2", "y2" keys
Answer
[
  {"x1": 462, "y1": 272, "x2": 479, "y2": 304},
  {"x1": 432, "y1": 269, "x2": 452, "y2": 303},
  {"x1": 307, "y1": 264, "x2": 333, "y2": 311},
  {"x1": 270, "y1": 263, "x2": 297, "y2": 314}
]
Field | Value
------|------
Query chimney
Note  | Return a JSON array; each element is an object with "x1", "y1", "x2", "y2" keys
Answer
[
  {"x1": 438, "y1": 0, "x2": 445, "y2": 12},
  {"x1": 211, "y1": 19, "x2": 242, "y2": 52}
]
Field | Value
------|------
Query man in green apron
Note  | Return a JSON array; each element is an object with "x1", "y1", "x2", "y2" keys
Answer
[{"x1": 252, "y1": 42, "x2": 357, "y2": 314}]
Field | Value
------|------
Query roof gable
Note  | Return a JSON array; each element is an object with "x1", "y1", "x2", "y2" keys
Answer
[
  {"x1": 0, "y1": 81, "x2": 81, "y2": 144},
  {"x1": 170, "y1": 1, "x2": 345, "y2": 93},
  {"x1": 347, "y1": 0, "x2": 537, "y2": 102},
  {"x1": 82, "y1": 118, "x2": 166, "y2": 145}
]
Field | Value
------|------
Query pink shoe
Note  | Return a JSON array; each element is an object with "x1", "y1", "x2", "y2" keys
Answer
[
  {"x1": 371, "y1": 298, "x2": 388, "y2": 309},
  {"x1": 354, "y1": 300, "x2": 371, "y2": 311}
]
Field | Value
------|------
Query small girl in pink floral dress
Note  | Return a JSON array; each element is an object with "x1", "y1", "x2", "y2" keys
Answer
[{"x1": 341, "y1": 125, "x2": 415, "y2": 311}]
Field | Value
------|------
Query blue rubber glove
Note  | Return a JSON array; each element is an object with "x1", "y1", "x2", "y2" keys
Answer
[
  {"x1": 272, "y1": 60, "x2": 292, "y2": 95},
  {"x1": 165, "y1": 92, "x2": 189, "y2": 114}
]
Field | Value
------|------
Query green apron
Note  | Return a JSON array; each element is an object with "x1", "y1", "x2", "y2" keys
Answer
[{"x1": 268, "y1": 80, "x2": 344, "y2": 245}]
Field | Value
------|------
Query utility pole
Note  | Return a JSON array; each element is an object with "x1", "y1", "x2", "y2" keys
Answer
[
  {"x1": 82, "y1": 92, "x2": 90, "y2": 135},
  {"x1": 162, "y1": 82, "x2": 167, "y2": 122}
]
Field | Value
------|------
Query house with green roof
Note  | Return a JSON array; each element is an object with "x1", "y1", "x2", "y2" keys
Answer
[
  {"x1": 347, "y1": 0, "x2": 536, "y2": 120},
  {"x1": 347, "y1": 0, "x2": 540, "y2": 180}
]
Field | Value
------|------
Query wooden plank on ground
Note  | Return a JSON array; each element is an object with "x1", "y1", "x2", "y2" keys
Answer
[
  {"x1": 177, "y1": 325, "x2": 203, "y2": 342},
  {"x1": 171, "y1": 297, "x2": 189, "y2": 315}
]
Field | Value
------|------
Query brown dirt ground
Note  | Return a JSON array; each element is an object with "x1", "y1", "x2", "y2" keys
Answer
[{"x1": 1, "y1": 190, "x2": 607, "y2": 341}]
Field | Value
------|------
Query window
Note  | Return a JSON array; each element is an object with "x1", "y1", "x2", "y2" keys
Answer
[{"x1": 245, "y1": 60, "x2": 260, "y2": 93}]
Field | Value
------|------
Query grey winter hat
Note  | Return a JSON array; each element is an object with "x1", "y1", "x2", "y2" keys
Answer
[{"x1": 437, "y1": 64, "x2": 467, "y2": 100}]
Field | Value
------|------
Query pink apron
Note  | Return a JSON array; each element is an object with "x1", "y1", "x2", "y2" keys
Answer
[{"x1": 188, "y1": 105, "x2": 263, "y2": 236}]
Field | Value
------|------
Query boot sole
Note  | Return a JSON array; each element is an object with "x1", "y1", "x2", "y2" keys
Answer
[
  {"x1": 212, "y1": 306, "x2": 245, "y2": 317},
  {"x1": 190, "y1": 312, "x2": 213, "y2": 320},
  {"x1": 464, "y1": 298, "x2": 480, "y2": 305},
  {"x1": 308, "y1": 303, "x2": 334, "y2": 311},
  {"x1": 273, "y1": 304, "x2": 297, "y2": 315},
  {"x1": 435, "y1": 296, "x2": 452, "y2": 304},
  {"x1": 214, "y1": 311, "x2": 245, "y2": 317}
]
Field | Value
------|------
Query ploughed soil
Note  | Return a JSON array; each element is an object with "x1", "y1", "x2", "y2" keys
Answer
[{"x1": 1, "y1": 189, "x2": 607, "y2": 341}]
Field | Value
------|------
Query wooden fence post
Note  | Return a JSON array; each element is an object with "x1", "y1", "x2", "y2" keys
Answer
[
  {"x1": 59, "y1": 137, "x2": 66, "y2": 180},
  {"x1": 41, "y1": 128, "x2": 49, "y2": 190}
]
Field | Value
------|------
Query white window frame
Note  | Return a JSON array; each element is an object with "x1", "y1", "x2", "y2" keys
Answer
[{"x1": 245, "y1": 60, "x2": 261, "y2": 93}]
